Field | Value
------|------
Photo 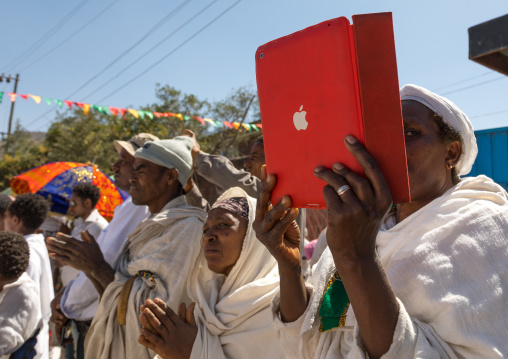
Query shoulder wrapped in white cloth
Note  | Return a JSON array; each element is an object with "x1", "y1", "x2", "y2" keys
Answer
[
  {"x1": 274, "y1": 175, "x2": 508, "y2": 358},
  {"x1": 84, "y1": 196, "x2": 206, "y2": 359}
]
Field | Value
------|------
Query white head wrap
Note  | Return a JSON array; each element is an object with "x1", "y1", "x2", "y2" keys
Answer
[{"x1": 400, "y1": 84, "x2": 478, "y2": 176}]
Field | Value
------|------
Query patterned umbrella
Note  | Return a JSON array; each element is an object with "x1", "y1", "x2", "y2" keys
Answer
[{"x1": 10, "y1": 162, "x2": 128, "y2": 220}]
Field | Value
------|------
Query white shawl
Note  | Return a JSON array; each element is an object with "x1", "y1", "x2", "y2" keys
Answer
[
  {"x1": 85, "y1": 196, "x2": 206, "y2": 359},
  {"x1": 274, "y1": 175, "x2": 508, "y2": 358},
  {"x1": 0, "y1": 273, "x2": 41, "y2": 358},
  {"x1": 186, "y1": 187, "x2": 285, "y2": 359}
]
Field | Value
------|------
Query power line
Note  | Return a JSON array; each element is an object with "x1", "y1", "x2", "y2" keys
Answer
[
  {"x1": 469, "y1": 109, "x2": 508, "y2": 119},
  {"x1": 19, "y1": 0, "x2": 120, "y2": 73},
  {"x1": 432, "y1": 71, "x2": 494, "y2": 92},
  {"x1": 95, "y1": 0, "x2": 243, "y2": 104},
  {"x1": 3, "y1": 0, "x2": 91, "y2": 72},
  {"x1": 64, "y1": 0, "x2": 192, "y2": 100},
  {"x1": 440, "y1": 76, "x2": 506, "y2": 96},
  {"x1": 82, "y1": 0, "x2": 219, "y2": 102},
  {"x1": 25, "y1": 0, "x2": 194, "y2": 130}
]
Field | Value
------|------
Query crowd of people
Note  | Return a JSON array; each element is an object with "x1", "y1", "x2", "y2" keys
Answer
[{"x1": 1, "y1": 84, "x2": 508, "y2": 359}]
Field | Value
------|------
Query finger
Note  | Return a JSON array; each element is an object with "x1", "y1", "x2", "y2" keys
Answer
[
  {"x1": 331, "y1": 162, "x2": 375, "y2": 203},
  {"x1": 178, "y1": 303, "x2": 186, "y2": 321},
  {"x1": 273, "y1": 207, "x2": 299, "y2": 239},
  {"x1": 184, "y1": 129, "x2": 194, "y2": 137},
  {"x1": 343, "y1": 135, "x2": 391, "y2": 199},
  {"x1": 138, "y1": 334, "x2": 156, "y2": 350},
  {"x1": 48, "y1": 253, "x2": 72, "y2": 265},
  {"x1": 140, "y1": 328, "x2": 163, "y2": 349},
  {"x1": 139, "y1": 312, "x2": 156, "y2": 333},
  {"x1": 154, "y1": 298, "x2": 181, "y2": 325},
  {"x1": 260, "y1": 164, "x2": 267, "y2": 182},
  {"x1": 186, "y1": 302, "x2": 197, "y2": 326},
  {"x1": 314, "y1": 167, "x2": 358, "y2": 204},
  {"x1": 80, "y1": 230, "x2": 96, "y2": 244},
  {"x1": 46, "y1": 237, "x2": 70, "y2": 250},
  {"x1": 260, "y1": 195, "x2": 293, "y2": 233},
  {"x1": 255, "y1": 174, "x2": 276, "y2": 228},
  {"x1": 147, "y1": 298, "x2": 179, "y2": 328},
  {"x1": 142, "y1": 307, "x2": 167, "y2": 338}
]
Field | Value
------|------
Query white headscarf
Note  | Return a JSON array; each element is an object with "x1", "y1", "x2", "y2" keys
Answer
[{"x1": 400, "y1": 84, "x2": 478, "y2": 176}]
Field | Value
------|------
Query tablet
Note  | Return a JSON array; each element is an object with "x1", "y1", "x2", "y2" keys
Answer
[{"x1": 255, "y1": 12, "x2": 409, "y2": 208}]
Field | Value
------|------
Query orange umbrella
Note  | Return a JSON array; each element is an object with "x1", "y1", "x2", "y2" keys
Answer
[{"x1": 10, "y1": 162, "x2": 127, "y2": 220}]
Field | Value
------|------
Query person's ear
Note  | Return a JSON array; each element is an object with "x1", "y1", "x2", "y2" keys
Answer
[
  {"x1": 11, "y1": 214, "x2": 20, "y2": 225},
  {"x1": 84, "y1": 198, "x2": 93, "y2": 209},
  {"x1": 166, "y1": 168, "x2": 179, "y2": 186},
  {"x1": 445, "y1": 141, "x2": 462, "y2": 169}
]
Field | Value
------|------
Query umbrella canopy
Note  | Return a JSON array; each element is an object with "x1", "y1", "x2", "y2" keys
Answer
[{"x1": 10, "y1": 162, "x2": 128, "y2": 220}]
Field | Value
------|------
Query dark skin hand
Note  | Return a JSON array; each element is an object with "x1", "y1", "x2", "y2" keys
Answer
[
  {"x1": 50, "y1": 290, "x2": 68, "y2": 343},
  {"x1": 46, "y1": 231, "x2": 115, "y2": 296},
  {"x1": 313, "y1": 135, "x2": 398, "y2": 359},
  {"x1": 253, "y1": 165, "x2": 307, "y2": 323},
  {"x1": 138, "y1": 298, "x2": 198, "y2": 359}
]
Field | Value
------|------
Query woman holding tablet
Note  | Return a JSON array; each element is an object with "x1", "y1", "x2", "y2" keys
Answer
[{"x1": 255, "y1": 84, "x2": 508, "y2": 358}]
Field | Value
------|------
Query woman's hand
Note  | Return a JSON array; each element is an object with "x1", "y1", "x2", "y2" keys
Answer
[
  {"x1": 138, "y1": 298, "x2": 197, "y2": 359},
  {"x1": 253, "y1": 166, "x2": 301, "y2": 269},
  {"x1": 313, "y1": 135, "x2": 392, "y2": 268}
]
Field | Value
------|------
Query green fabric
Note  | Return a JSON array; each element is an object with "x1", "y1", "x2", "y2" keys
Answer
[
  {"x1": 0, "y1": 91, "x2": 3, "y2": 104},
  {"x1": 319, "y1": 272, "x2": 350, "y2": 332}
]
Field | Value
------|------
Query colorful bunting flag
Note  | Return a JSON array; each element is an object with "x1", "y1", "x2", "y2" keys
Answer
[
  {"x1": 0, "y1": 88, "x2": 262, "y2": 133},
  {"x1": 29, "y1": 95, "x2": 41, "y2": 104},
  {"x1": 128, "y1": 109, "x2": 139, "y2": 118}
]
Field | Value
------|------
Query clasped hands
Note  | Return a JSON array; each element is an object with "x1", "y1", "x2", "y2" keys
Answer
[{"x1": 138, "y1": 298, "x2": 198, "y2": 359}]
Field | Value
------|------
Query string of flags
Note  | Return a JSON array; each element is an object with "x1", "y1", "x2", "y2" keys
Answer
[{"x1": 0, "y1": 91, "x2": 262, "y2": 132}]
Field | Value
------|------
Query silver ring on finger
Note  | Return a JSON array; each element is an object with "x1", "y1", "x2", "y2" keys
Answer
[{"x1": 337, "y1": 184, "x2": 351, "y2": 196}]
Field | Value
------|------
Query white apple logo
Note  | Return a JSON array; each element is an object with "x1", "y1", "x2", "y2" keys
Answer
[{"x1": 293, "y1": 105, "x2": 308, "y2": 130}]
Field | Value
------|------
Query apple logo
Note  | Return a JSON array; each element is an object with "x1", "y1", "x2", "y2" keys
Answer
[{"x1": 293, "y1": 105, "x2": 308, "y2": 130}]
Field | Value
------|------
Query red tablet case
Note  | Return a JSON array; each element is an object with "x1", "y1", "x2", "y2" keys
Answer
[{"x1": 255, "y1": 12, "x2": 410, "y2": 208}]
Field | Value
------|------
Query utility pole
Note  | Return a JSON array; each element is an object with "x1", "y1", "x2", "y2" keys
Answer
[{"x1": 1, "y1": 73, "x2": 20, "y2": 153}]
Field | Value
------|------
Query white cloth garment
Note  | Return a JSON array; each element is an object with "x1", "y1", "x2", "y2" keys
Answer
[
  {"x1": 25, "y1": 233, "x2": 54, "y2": 359},
  {"x1": 185, "y1": 187, "x2": 285, "y2": 359},
  {"x1": 400, "y1": 84, "x2": 477, "y2": 176},
  {"x1": 61, "y1": 208, "x2": 109, "y2": 286},
  {"x1": 85, "y1": 196, "x2": 206, "y2": 359},
  {"x1": 0, "y1": 273, "x2": 42, "y2": 358},
  {"x1": 61, "y1": 197, "x2": 149, "y2": 321},
  {"x1": 274, "y1": 175, "x2": 508, "y2": 358}
]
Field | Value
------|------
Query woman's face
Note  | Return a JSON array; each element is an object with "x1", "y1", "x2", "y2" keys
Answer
[
  {"x1": 402, "y1": 100, "x2": 456, "y2": 204},
  {"x1": 202, "y1": 208, "x2": 248, "y2": 276}
]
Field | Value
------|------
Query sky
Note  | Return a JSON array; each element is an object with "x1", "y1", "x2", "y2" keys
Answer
[{"x1": 1, "y1": 0, "x2": 508, "y2": 134}]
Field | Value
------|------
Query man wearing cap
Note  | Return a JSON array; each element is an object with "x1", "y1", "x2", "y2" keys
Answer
[
  {"x1": 83, "y1": 136, "x2": 207, "y2": 359},
  {"x1": 47, "y1": 133, "x2": 157, "y2": 359}
]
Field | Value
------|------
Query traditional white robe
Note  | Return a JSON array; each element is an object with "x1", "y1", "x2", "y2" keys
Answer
[
  {"x1": 185, "y1": 187, "x2": 285, "y2": 359},
  {"x1": 0, "y1": 273, "x2": 42, "y2": 358},
  {"x1": 85, "y1": 196, "x2": 206, "y2": 359},
  {"x1": 25, "y1": 232, "x2": 54, "y2": 359},
  {"x1": 274, "y1": 175, "x2": 508, "y2": 358}
]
